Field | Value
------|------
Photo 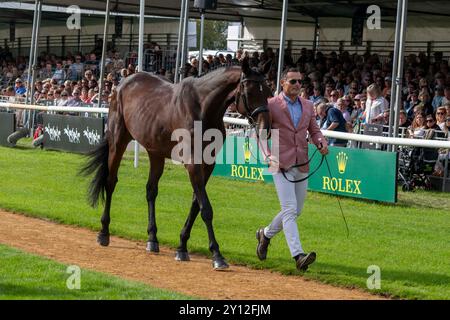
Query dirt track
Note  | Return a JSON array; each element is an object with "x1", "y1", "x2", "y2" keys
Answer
[{"x1": 0, "y1": 210, "x2": 384, "y2": 300}]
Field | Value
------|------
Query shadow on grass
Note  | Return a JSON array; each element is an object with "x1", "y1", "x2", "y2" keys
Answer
[{"x1": 313, "y1": 261, "x2": 450, "y2": 289}]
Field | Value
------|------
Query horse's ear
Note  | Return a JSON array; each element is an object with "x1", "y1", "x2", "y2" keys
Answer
[{"x1": 241, "y1": 56, "x2": 251, "y2": 75}]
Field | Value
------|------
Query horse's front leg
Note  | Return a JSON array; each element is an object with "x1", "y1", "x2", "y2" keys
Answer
[
  {"x1": 146, "y1": 154, "x2": 165, "y2": 253},
  {"x1": 185, "y1": 163, "x2": 228, "y2": 270},
  {"x1": 176, "y1": 163, "x2": 215, "y2": 261}
]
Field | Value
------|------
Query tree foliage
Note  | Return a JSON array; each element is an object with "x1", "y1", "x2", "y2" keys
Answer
[{"x1": 196, "y1": 20, "x2": 228, "y2": 50}]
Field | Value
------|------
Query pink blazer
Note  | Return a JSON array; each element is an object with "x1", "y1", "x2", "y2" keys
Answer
[{"x1": 265, "y1": 94, "x2": 327, "y2": 173}]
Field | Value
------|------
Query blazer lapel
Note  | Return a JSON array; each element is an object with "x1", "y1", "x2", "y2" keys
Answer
[
  {"x1": 278, "y1": 94, "x2": 295, "y2": 129},
  {"x1": 296, "y1": 97, "x2": 309, "y2": 129}
]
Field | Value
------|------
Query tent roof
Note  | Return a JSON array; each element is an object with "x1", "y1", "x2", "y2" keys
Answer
[{"x1": 10, "y1": 0, "x2": 450, "y2": 24}]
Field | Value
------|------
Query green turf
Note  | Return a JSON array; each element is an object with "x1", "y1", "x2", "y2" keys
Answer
[
  {"x1": 0, "y1": 142, "x2": 449, "y2": 300},
  {"x1": 0, "y1": 244, "x2": 194, "y2": 300}
]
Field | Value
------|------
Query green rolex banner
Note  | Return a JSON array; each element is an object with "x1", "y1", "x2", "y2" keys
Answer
[
  {"x1": 307, "y1": 144, "x2": 398, "y2": 203},
  {"x1": 213, "y1": 136, "x2": 273, "y2": 183},
  {"x1": 213, "y1": 136, "x2": 398, "y2": 203}
]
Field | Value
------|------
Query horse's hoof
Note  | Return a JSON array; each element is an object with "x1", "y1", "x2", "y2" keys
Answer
[
  {"x1": 146, "y1": 241, "x2": 160, "y2": 253},
  {"x1": 175, "y1": 250, "x2": 190, "y2": 261},
  {"x1": 212, "y1": 257, "x2": 229, "y2": 271},
  {"x1": 97, "y1": 233, "x2": 110, "y2": 246}
]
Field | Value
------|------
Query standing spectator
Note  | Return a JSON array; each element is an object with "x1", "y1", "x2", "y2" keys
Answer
[
  {"x1": 442, "y1": 86, "x2": 450, "y2": 105},
  {"x1": 336, "y1": 98, "x2": 351, "y2": 123},
  {"x1": 85, "y1": 53, "x2": 99, "y2": 76},
  {"x1": 52, "y1": 61, "x2": 66, "y2": 85},
  {"x1": 383, "y1": 76, "x2": 392, "y2": 98},
  {"x1": 68, "y1": 55, "x2": 84, "y2": 81},
  {"x1": 39, "y1": 63, "x2": 53, "y2": 80},
  {"x1": 365, "y1": 84, "x2": 389, "y2": 124},
  {"x1": 432, "y1": 86, "x2": 445, "y2": 111},
  {"x1": 317, "y1": 102, "x2": 348, "y2": 147}
]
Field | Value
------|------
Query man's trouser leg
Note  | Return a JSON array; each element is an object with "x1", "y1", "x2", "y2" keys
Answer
[{"x1": 264, "y1": 168, "x2": 308, "y2": 258}]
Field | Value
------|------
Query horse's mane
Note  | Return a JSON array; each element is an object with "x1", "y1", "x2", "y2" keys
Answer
[{"x1": 190, "y1": 65, "x2": 241, "y2": 87}]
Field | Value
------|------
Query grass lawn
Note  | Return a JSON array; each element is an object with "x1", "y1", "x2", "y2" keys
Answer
[
  {"x1": 0, "y1": 141, "x2": 449, "y2": 299},
  {"x1": 0, "y1": 244, "x2": 193, "y2": 300}
]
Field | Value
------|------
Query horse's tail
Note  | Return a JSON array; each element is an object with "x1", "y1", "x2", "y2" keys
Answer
[{"x1": 79, "y1": 139, "x2": 109, "y2": 208}]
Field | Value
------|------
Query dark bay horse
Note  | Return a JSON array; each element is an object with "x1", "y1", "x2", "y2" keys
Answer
[{"x1": 81, "y1": 57, "x2": 272, "y2": 270}]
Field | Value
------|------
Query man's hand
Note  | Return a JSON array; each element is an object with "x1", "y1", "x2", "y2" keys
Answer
[
  {"x1": 265, "y1": 155, "x2": 279, "y2": 169},
  {"x1": 318, "y1": 144, "x2": 329, "y2": 156}
]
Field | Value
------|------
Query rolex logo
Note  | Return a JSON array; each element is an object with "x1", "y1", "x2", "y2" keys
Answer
[
  {"x1": 336, "y1": 152, "x2": 348, "y2": 174},
  {"x1": 243, "y1": 140, "x2": 252, "y2": 163}
]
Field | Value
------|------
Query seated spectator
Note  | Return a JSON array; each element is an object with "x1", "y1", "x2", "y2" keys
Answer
[
  {"x1": 425, "y1": 113, "x2": 442, "y2": 132},
  {"x1": 56, "y1": 91, "x2": 69, "y2": 106},
  {"x1": 62, "y1": 89, "x2": 83, "y2": 107},
  {"x1": 14, "y1": 78, "x2": 26, "y2": 96},
  {"x1": 80, "y1": 87, "x2": 90, "y2": 103},
  {"x1": 408, "y1": 112, "x2": 426, "y2": 138},
  {"x1": 399, "y1": 110, "x2": 411, "y2": 129},
  {"x1": 299, "y1": 87, "x2": 309, "y2": 100},
  {"x1": 84, "y1": 70, "x2": 95, "y2": 82},
  {"x1": 309, "y1": 85, "x2": 323, "y2": 104},
  {"x1": 435, "y1": 106, "x2": 447, "y2": 130}
]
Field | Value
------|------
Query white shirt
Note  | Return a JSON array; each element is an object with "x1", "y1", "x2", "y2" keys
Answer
[{"x1": 365, "y1": 96, "x2": 389, "y2": 123}]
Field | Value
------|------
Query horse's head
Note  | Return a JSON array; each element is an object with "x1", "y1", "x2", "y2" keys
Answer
[{"x1": 235, "y1": 57, "x2": 273, "y2": 137}]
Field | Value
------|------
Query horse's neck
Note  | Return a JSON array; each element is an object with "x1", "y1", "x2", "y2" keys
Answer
[{"x1": 197, "y1": 68, "x2": 241, "y2": 123}]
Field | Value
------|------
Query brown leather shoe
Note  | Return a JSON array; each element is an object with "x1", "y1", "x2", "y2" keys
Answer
[
  {"x1": 296, "y1": 252, "x2": 316, "y2": 271},
  {"x1": 256, "y1": 228, "x2": 270, "y2": 260}
]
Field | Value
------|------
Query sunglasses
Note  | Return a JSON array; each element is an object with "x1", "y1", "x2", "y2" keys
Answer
[
  {"x1": 426, "y1": 119, "x2": 434, "y2": 122},
  {"x1": 287, "y1": 79, "x2": 301, "y2": 85},
  {"x1": 437, "y1": 112, "x2": 445, "y2": 115}
]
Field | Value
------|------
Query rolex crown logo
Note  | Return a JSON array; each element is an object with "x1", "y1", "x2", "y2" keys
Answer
[
  {"x1": 336, "y1": 152, "x2": 348, "y2": 174},
  {"x1": 243, "y1": 141, "x2": 252, "y2": 163}
]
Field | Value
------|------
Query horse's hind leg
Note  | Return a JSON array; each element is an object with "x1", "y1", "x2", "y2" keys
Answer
[
  {"x1": 145, "y1": 154, "x2": 165, "y2": 253},
  {"x1": 98, "y1": 131, "x2": 132, "y2": 246},
  {"x1": 176, "y1": 164, "x2": 214, "y2": 261}
]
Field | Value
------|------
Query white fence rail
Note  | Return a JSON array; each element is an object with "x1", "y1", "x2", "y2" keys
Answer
[{"x1": 1, "y1": 102, "x2": 450, "y2": 149}]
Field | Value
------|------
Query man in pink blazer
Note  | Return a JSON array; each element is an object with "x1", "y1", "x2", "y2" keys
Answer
[{"x1": 257, "y1": 68, "x2": 329, "y2": 271}]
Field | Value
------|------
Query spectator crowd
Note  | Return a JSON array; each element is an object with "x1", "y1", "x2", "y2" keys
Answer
[{"x1": 2, "y1": 43, "x2": 450, "y2": 141}]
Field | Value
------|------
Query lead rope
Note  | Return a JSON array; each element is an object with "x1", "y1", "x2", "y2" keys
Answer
[{"x1": 324, "y1": 155, "x2": 350, "y2": 238}]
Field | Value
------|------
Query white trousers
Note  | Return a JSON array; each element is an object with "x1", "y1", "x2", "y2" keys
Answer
[{"x1": 264, "y1": 168, "x2": 308, "y2": 258}]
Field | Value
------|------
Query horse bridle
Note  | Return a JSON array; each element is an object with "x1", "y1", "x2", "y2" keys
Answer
[{"x1": 235, "y1": 72, "x2": 270, "y2": 125}]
